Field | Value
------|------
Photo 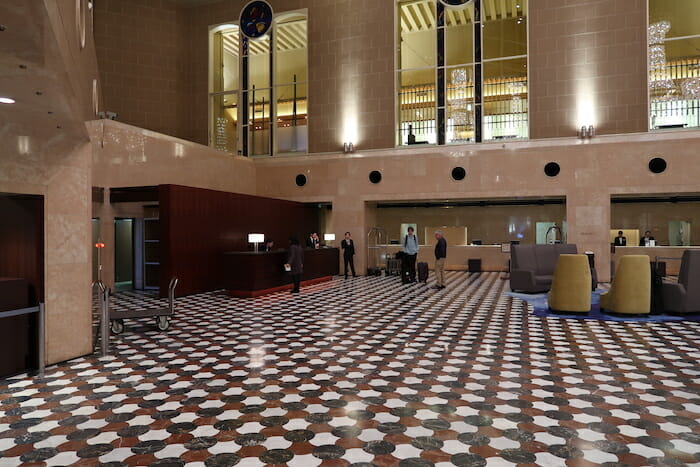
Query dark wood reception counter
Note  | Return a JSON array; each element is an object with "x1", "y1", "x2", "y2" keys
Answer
[{"x1": 223, "y1": 248, "x2": 340, "y2": 297}]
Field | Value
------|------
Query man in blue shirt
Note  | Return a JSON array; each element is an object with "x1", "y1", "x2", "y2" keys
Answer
[
  {"x1": 433, "y1": 230, "x2": 447, "y2": 289},
  {"x1": 402, "y1": 226, "x2": 419, "y2": 283}
]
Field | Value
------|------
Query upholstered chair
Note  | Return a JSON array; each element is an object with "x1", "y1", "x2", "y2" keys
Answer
[
  {"x1": 548, "y1": 254, "x2": 592, "y2": 313},
  {"x1": 662, "y1": 249, "x2": 700, "y2": 314},
  {"x1": 600, "y1": 255, "x2": 651, "y2": 315}
]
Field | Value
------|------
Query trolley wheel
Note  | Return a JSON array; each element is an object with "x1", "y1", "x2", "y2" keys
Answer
[
  {"x1": 111, "y1": 319, "x2": 124, "y2": 334},
  {"x1": 156, "y1": 315, "x2": 170, "y2": 331}
]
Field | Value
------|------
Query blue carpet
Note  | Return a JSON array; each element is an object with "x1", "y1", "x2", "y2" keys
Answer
[{"x1": 505, "y1": 290, "x2": 700, "y2": 322}]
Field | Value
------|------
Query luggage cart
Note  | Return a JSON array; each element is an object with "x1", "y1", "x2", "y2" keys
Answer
[
  {"x1": 386, "y1": 257, "x2": 402, "y2": 276},
  {"x1": 110, "y1": 277, "x2": 178, "y2": 334}
]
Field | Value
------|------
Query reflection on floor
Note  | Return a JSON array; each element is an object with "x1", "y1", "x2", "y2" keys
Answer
[{"x1": 2, "y1": 272, "x2": 700, "y2": 466}]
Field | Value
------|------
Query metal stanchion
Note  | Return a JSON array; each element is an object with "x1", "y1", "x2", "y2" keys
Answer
[
  {"x1": 95, "y1": 281, "x2": 110, "y2": 357},
  {"x1": 38, "y1": 303, "x2": 45, "y2": 376}
]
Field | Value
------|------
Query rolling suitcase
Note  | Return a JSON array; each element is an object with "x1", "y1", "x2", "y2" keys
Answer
[{"x1": 417, "y1": 262, "x2": 429, "y2": 283}]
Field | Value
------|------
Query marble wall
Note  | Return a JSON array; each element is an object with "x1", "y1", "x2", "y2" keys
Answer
[
  {"x1": 1, "y1": 0, "x2": 102, "y2": 365},
  {"x1": 94, "y1": 0, "x2": 652, "y2": 153},
  {"x1": 253, "y1": 130, "x2": 700, "y2": 282},
  {"x1": 529, "y1": 0, "x2": 648, "y2": 138}
]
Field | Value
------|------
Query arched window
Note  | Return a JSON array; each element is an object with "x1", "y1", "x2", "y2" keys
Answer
[{"x1": 209, "y1": 10, "x2": 308, "y2": 156}]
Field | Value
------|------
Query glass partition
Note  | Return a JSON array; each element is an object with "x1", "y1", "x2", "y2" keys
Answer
[
  {"x1": 483, "y1": 57, "x2": 528, "y2": 141},
  {"x1": 398, "y1": 68, "x2": 437, "y2": 145},
  {"x1": 275, "y1": 13, "x2": 308, "y2": 153},
  {"x1": 211, "y1": 92, "x2": 239, "y2": 154},
  {"x1": 276, "y1": 83, "x2": 307, "y2": 153}
]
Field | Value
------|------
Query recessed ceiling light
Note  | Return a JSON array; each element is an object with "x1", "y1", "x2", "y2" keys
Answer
[{"x1": 0, "y1": 97, "x2": 15, "y2": 104}]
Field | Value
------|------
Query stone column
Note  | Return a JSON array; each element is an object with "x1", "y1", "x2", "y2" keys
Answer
[{"x1": 566, "y1": 187, "x2": 611, "y2": 283}]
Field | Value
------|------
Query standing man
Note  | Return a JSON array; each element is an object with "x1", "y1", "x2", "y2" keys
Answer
[
  {"x1": 286, "y1": 236, "x2": 304, "y2": 294},
  {"x1": 341, "y1": 231, "x2": 357, "y2": 279},
  {"x1": 402, "y1": 226, "x2": 419, "y2": 283},
  {"x1": 433, "y1": 230, "x2": 447, "y2": 289}
]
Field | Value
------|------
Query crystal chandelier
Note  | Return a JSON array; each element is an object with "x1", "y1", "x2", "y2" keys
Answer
[
  {"x1": 648, "y1": 21, "x2": 678, "y2": 102},
  {"x1": 681, "y1": 77, "x2": 700, "y2": 99}
]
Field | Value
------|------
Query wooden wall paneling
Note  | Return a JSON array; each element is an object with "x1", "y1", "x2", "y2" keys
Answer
[{"x1": 159, "y1": 185, "x2": 319, "y2": 297}]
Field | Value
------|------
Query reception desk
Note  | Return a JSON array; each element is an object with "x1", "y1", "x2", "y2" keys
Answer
[
  {"x1": 612, "y1": 246, "x2": 700, "y2": 276},
  {"x1": 223, "y1": 248, "x2": 340, "y2": 297},
  {"x1": 378, "y1": 244, "x2": 511, "y2": 272}
]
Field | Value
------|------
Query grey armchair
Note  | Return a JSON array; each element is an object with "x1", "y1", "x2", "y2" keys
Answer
[{"x1": 662, "y1": 249, "x2": 700, "y2": 314}]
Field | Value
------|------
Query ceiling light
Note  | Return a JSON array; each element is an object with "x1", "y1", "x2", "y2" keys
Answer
[{"x1": 0, "y1": 97, "x2": 15, "y2": 104}]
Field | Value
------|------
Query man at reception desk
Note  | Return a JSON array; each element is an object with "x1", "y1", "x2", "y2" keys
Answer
[
  {"x1": 640, "y1": 230, "x2": 656, "y2": 246},
  {"x1": 614, "y1": 231, "x2": 627, "y2": 246}
]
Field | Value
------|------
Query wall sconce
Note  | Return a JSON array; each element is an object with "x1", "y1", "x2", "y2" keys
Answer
[
  {"x1": 343, "y1": 142, "x2": 354, "y2": 153},
  {"x1": 578, "y1": 125, "x2": 595, "y2": 139},
  {"x1": 324, "y1": 233, "x2": 335, "y2": 246},
  {"x1": 248, "y1": 233, "x2": 265, "y2": 252}
]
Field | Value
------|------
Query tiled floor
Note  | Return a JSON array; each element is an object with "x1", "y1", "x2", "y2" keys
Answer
[{"x1": 1, "y1": 272, "x2": 700, "y2": 466}]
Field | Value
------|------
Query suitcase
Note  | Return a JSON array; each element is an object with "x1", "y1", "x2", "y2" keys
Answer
[{"x1": 417, "y1": 262, "x2": 429, "y2": 283}]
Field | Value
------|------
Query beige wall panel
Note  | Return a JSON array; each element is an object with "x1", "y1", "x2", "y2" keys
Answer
[{"x1": 529, "y1": 0, "x2": 648, "y2": 139}]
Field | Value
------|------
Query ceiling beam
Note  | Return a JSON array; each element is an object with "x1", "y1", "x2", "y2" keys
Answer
[
  {"x1": 402, "y1": 5, "x2": 419, "y2": 32},
  {"x1": 412, "y1": 3, "x2": 429, "y2": 31}
]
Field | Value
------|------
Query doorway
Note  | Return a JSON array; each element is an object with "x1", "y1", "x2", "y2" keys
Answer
[
  {"x1": 114, "y1": 218, "x2": 134, "y2": 292},
  {"x1": 0, "y1": 193, "x2": 44, "y2": 376}
]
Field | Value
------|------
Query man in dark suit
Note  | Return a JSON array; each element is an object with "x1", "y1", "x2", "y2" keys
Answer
[
  {"x1": 306, "y1": 233, "x2": 320, "y2": 249},
  {"x1": 432, "y1": 230, "x2": 447, "y2": 289},
  {"x1": 614, "y1": 230, "x2": 627, "y2": 246},
  {"x1": 341, "y1": 231, "x2": 357, "y2": 279},
  {"x1": 640, "y1": 230, "x2": 655, "y2": 246}
]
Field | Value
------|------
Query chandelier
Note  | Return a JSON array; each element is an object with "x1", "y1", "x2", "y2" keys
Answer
[{"x1": 648, "y1": 21, "x2": 678, "y2": 102}]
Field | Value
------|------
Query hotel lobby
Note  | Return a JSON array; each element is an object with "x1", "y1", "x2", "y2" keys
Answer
[{"x1": 1, "y1": 0, "x2": 700, "y2": 465}]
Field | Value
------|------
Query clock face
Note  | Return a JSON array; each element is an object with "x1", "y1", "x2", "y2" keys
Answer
[
  {"x1": 240, "y1": 0, "x2": 273, "y2": 39},
  {"x1": 439, "y1": 0, "x2": 473, "y2": 7}
]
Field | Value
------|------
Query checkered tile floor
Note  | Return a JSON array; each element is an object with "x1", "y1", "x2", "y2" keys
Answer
[{"x1": 2, "y1": 272, "x2": 700, "y2": 466}]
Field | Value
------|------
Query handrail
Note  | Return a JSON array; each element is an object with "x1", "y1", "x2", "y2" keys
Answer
[
  {"x1": 0, "y1": 303, "x2": 45, "y2": 376},
  {"x1": 168, "y1": 277, "x2": 178, "y2": 315}
]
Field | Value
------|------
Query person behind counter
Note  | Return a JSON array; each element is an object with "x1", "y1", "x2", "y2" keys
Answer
[
  {"x1": 341, "y1": 231, "x2": 357, "y2": 279},
  {"x1": 614, "y1": 231, "x2": 627, "y2": 246},
  {"x1": 640, "y1": 230, "x2": 655, "y2": 246},
  {"x1": 264, "y1": 239, "x2": 275, "y2": 252},
  {"x1": 307, "y1": 232, "x2": 320, "y2": 249},
  {"x1": 285, "y1": 236, "x2": 304, "y2": 294}
]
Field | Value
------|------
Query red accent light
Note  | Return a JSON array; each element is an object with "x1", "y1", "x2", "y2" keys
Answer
[{"x1": 95, "y1": 242, "x2": 105, "y2": 248}]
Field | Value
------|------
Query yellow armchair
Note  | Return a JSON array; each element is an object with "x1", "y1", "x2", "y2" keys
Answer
[
  {"x1": 600, "y1": 255, "x2": 651, "y2": 315},
  {"x1": 548, "y1": 254, "x2": 592, "y2": 313}
]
